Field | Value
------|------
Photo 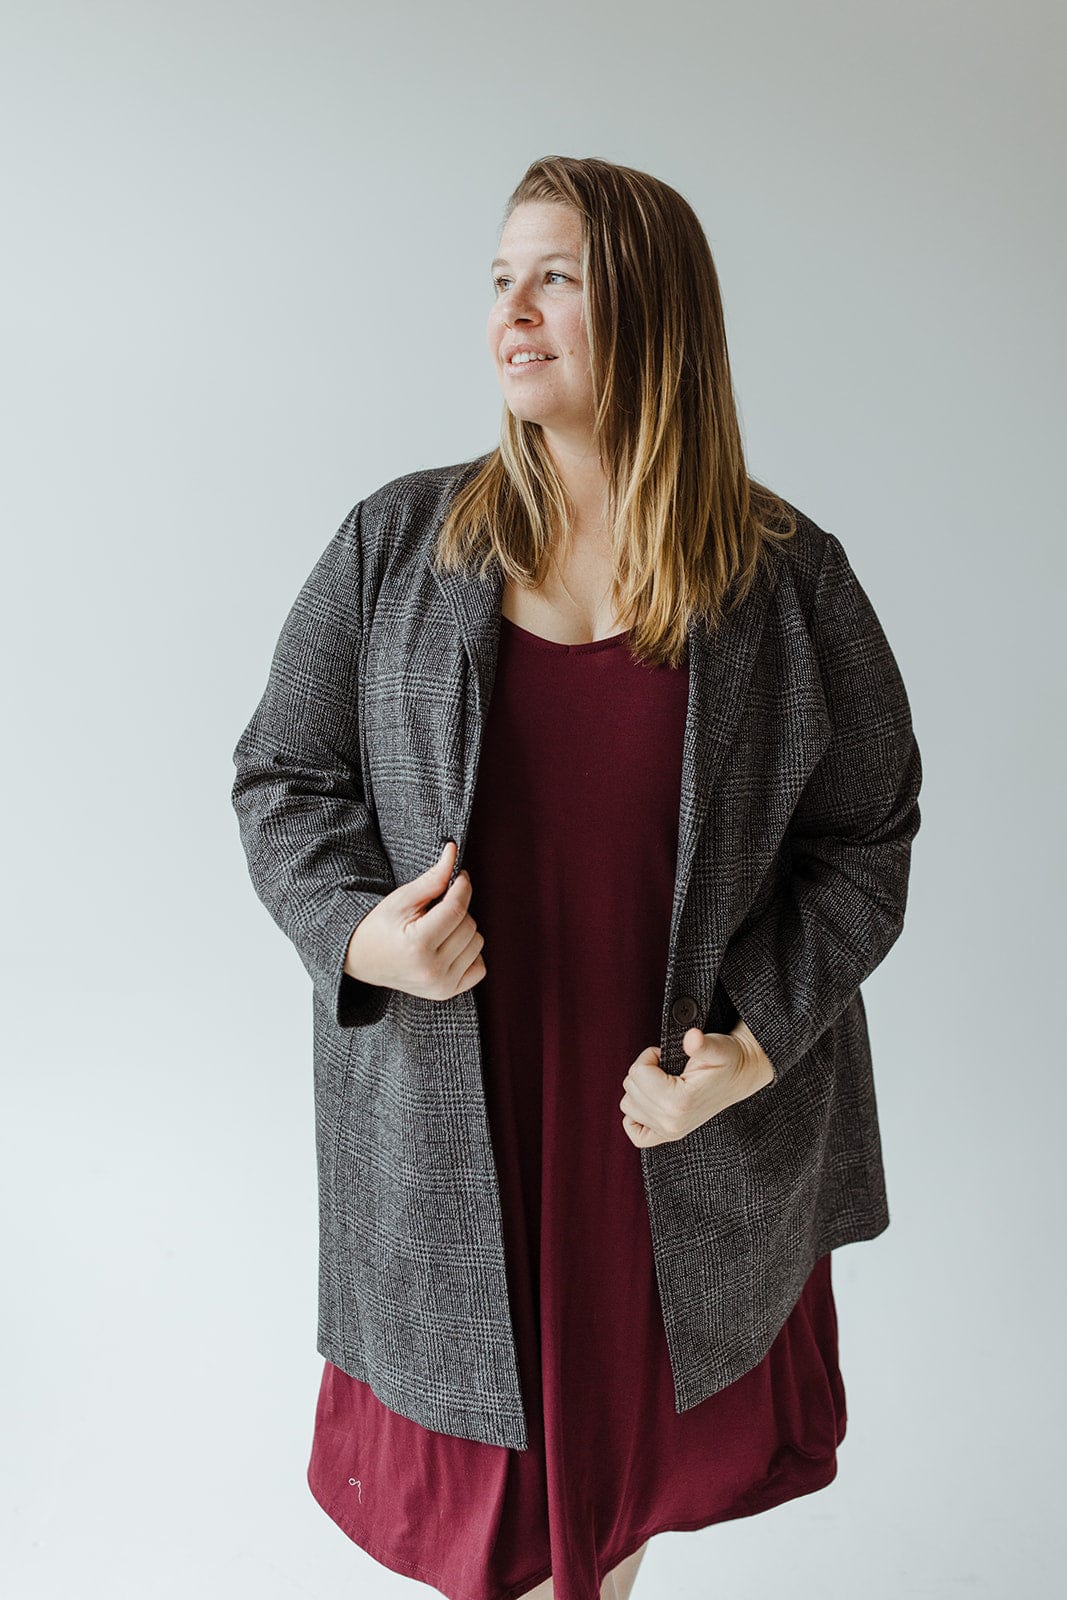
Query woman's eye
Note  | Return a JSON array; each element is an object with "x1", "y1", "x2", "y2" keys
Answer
[{"x1": 492, "y1": 271, "x2": 572, "y2": 293}]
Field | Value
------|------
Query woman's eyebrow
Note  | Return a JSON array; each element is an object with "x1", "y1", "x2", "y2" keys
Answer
[{"x1": 490, "y1": 252, "x2": 580, "y2": 271}]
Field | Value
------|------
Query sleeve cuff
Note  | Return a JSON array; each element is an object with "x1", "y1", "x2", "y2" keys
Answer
[
  {"x1": 319, "y1": 888, "x2": 392, "y2": 1029},
  {"x1": 717, "y1": 952, "x2": 794, "y2": 1083}
]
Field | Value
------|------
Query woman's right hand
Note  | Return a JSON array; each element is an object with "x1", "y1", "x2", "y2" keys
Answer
[{"x1": 343, "y1": 839, "x2": 487, "y2": 1001}]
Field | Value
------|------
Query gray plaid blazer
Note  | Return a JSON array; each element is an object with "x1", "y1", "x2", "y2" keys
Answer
[{"x1": 230, "y1": 452, "x2": 922, "y2": 1450}]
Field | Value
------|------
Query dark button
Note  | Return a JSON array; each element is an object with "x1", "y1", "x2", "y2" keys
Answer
[{"x1": 671, "y1": 994, "x2": 700, "y2": 1026}]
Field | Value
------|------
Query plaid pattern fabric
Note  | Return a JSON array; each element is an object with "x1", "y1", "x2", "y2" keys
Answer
[{"x1": 230, "y1": 455, "x2": 922, "y2": 1450}]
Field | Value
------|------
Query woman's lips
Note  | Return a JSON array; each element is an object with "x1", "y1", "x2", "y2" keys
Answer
[{"x1": 504, "y1": 356, "x2": 557, "y2": 373}]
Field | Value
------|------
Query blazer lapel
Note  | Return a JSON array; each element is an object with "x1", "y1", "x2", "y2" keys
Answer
[
  {"x1": 425, "y1": 547, "x2": 504, "y2": 785},
  {"x1": 426, "y1": 543, "x2": 777, "y2": 962},
  {"x1": 669, "y1": 563, "x2": 774, "y2": 948}
]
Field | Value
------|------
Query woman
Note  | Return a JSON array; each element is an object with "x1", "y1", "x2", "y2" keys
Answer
[{"x1": 230, "y1": 155, "x2": 922, "y2": 1600}]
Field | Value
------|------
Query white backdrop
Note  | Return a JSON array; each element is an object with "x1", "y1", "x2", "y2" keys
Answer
[{"x1": 3, "y1": 1, "x2": 1064, "y2": 1596}]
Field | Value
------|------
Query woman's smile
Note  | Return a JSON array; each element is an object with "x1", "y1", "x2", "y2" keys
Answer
[{"x1": 504, "y1": 354, "x2": 559, "y2": 374}]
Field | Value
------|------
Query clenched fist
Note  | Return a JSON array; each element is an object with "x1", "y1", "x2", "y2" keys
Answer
[
  {"x1": 343, "y1": 839, "x2": 487, "y2": 1003},
  {"x1": 619, "y1": 1021, "x2": 775, "y2": 1147}
]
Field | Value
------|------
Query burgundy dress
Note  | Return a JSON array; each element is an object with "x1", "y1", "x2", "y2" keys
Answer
[{"x1": 307, "y1": 614, "x2": 847, "y2": 1600}]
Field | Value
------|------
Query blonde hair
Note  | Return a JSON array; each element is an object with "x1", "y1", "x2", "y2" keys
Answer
[{"x1": 433, "y1": 154, "x2": 797, "y2": 669}]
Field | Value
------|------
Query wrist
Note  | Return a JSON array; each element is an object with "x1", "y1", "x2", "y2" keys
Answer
[{"x1": 730, "y1": 1019, "x2": 777, "y2": 1085}]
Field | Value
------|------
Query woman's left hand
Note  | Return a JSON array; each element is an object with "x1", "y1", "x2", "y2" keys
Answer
[{"x1": 619, "y1": 1023, "x2": 775, "y2": 1148}]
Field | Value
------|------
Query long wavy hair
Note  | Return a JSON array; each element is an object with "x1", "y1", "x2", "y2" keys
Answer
[{"x1": 433, "y1": 154, "x2": 798, "y2": 669}]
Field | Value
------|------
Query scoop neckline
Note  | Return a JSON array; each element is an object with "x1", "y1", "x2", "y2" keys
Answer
[{"x1": 499, "y1": 614, "x2": 631, "y2": 654}]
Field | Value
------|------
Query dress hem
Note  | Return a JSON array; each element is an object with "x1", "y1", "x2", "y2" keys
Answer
[{"x1": 307, "y1": 1435, "x2": 842, "y2": 1600}]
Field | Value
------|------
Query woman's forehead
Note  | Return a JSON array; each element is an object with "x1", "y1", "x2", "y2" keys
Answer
[{"x1": 498, "y1": 199, "x2": 582, "y2": 248}]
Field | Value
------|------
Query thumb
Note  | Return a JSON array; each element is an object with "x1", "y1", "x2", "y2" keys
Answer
[
  {"x1": 681, "y1": 1026, "x2": 734, "y2": 1070},
  {"x1": 395, "y1": 838, "x2": 463, "y2": 910}
]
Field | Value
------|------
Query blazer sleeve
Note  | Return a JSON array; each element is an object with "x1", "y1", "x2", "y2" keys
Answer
[
  {"x1": 229, "y1": 499, "x2": 397, "y2": 1029},
  {"x1": 717, "y1": 528, "x2": 923, "y2": 1081}
]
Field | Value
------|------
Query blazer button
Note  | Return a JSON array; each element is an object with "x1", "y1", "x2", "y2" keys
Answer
[{"x1": 671, "y1": 995, "x2": 700, "y2": 1026}]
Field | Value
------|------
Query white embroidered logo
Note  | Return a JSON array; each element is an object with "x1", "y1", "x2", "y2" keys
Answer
[{"x1": 348, "y1": 1478, "x2": 363, "y2": 1502}]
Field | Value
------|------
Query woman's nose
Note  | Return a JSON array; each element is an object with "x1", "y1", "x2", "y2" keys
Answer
[{"x1": 503, "y1": 288, "x2": 540, "y2": 325}]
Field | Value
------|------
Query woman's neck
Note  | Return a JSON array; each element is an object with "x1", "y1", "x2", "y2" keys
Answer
[{"x1": 541, "y1": 430, "x2": 611, "y2": 539}]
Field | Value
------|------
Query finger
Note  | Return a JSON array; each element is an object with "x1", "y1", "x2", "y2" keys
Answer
[
  {"x1": 394, "y1": 841, "x2": 458, "y2": 910},
  {"x1": 436, "y1": 916, "x2": 485, "y2": 980},
  {"x1": 621, "y1": 1080, "x2": 667, "y2": 1127},
  {"x1": 416, "y1": 867, "x2": 474, "y2": 942},
  {"x1": 681, "y1": 1028, "x2": 736, "y2": 1071},
  {"x1": 623, "y1": 1112, "x2": 663, "y2": 1148}
]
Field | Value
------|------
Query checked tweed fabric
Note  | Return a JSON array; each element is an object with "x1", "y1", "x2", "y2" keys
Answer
[{"x1": 230, "y1": 454, "x2": 923, "y2": 1450}]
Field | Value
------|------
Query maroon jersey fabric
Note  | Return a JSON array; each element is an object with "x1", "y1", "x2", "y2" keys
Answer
[{"x1": 307, "y1": 615, "x2": 847, "y2": 1599}]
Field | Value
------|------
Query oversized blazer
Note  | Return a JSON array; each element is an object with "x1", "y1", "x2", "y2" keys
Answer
[{"x1": 230, "y1": 452, "x2": 923, "y2": 1451}]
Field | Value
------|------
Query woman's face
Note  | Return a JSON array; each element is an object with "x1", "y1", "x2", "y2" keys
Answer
[{"x1": 486, "y1": 200, "x2": 595, "y2": 444}]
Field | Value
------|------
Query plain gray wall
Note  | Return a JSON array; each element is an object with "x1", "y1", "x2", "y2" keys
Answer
[{"x1": 3, "y1": 1, "x2": 1064, "y2": 1596}]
